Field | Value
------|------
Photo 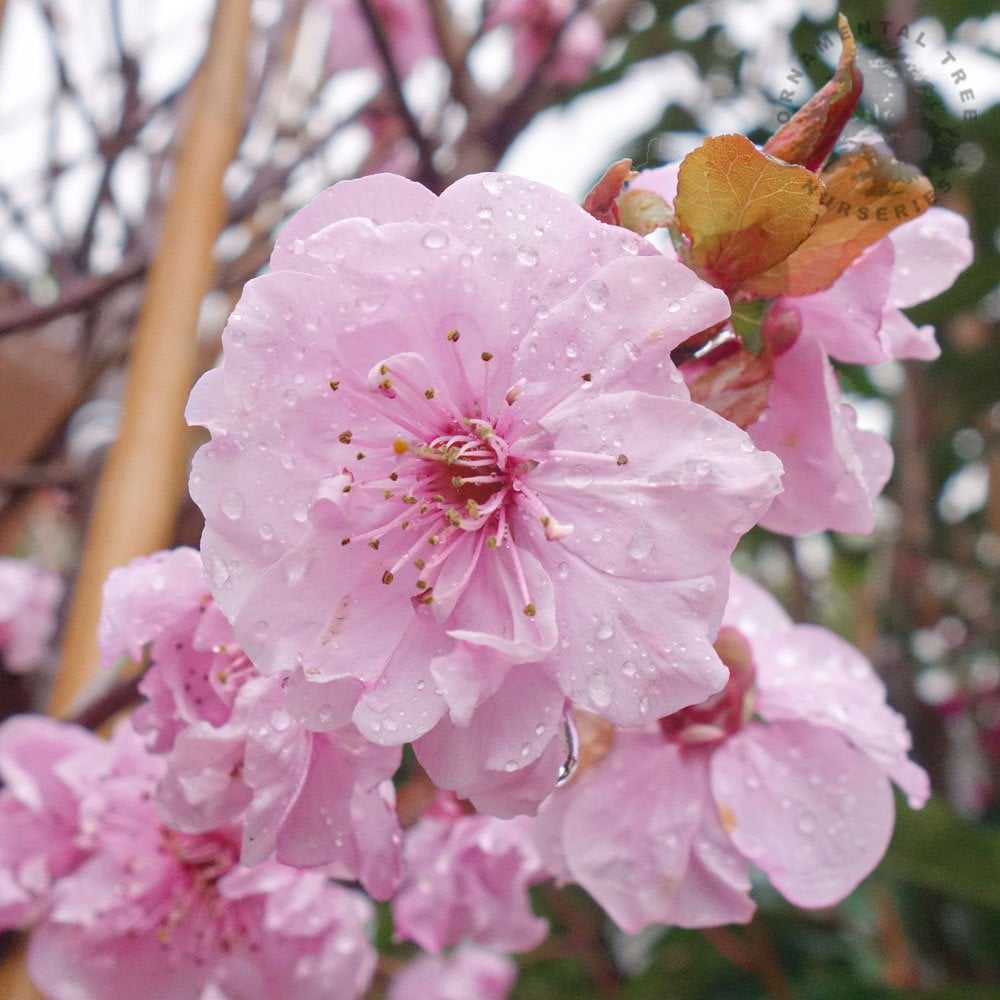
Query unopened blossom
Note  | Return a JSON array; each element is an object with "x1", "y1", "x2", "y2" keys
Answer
[
  {"x1": 533, "y1": 572, "x2": 929, "y2": 931},
  {"x1": 326, "y1": 0, "x2": 438, "y2": 78},
  {"x1": 392, "y1": 792, "x2": 547, "y2": 952},
  {"x1": 630, "y1": 164, "x2": 971, "y2": 535},
  {"x1": 486, "y1": 0, "x2": 604, "y2": 85},
  {"x1": 386, "y1": 944, "x2": 517, "y2": 1000},
  {"x1": 0, "y1": 716, "x2": 377, "y2": 1000},
  {"x1": 187, "y1": 171, "x2": 782, "y2": 808},
  {"x1": 0, "y1": 556, "x2": 63, "y2": 673},
  {"x1": 99, "y1": 548, "x2": 403, "y2": 899}
]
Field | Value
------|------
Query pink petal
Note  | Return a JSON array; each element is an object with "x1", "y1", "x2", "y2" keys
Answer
[
  {"x1": 887, "y1": 207, "x2": 973, "y2": 309},
  {"x1": 561, "y1": 732, "x2": 750, "y2": 931},
  {"x1": 752, "y1": 334, "x2": 892, "y2": 535},
  {"x1": 712, "y1": 720, "x2": 895, "y2": 908}
]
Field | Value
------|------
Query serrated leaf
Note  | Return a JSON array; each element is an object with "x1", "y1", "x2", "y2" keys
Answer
[
  {"x1": 764, "y1": 14, "x2": 864, "y2": 172},
  {"x1": 673, "y1": 134, "x2": 823, "y2": 294},
  {"x1": 741, "y1": 143, "x2": 936, "y2": 298}
]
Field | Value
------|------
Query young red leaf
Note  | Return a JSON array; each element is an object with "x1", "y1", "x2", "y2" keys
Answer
[
  {"x1": 673, "y1": 134, "x2": 823, "y2": 294},
  {"x1": 764, "y1": 14, "x2": 863, "y2": 172}
]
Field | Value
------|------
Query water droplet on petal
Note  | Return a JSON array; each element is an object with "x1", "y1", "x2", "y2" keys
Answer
[
  {"x1": 516, "y1": 246, "x2": 539, "y2": 266},
  {"x1": 220, "y1": 489, "x2": 244, "y2": 521},
  {"x1": 583, "y1": 280, "x2": 610, "y2": 310},
  {"x1": 421, "y1": 228, "x2": 448, "y2": 249}
]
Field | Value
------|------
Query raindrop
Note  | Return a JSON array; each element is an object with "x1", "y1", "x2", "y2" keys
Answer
[
  {"x1": 627, "y1": 521, "x2": 654, "y2": 560},
  {"x1": 588, "y1": 670, "x2": 613, "y2": 707},
  {"x1": 421, "y1": 228, "x2": 448, "y2": 249},
  {"x1": 595, "y1": 619, "x2": 615, "y2": 641},
  {"x1": 220, "y1": 489, "x2": 244, "y2": 521},
  {"x1": 583, "y1": 280, "x2": 610, "y2": 310},
  {"x1": 555, "y1": 712, "x2": 580, "y2": 786},
  {"x1": 258, "y1": 522, "x2": 274, "y2": 541},
  {"x1": 796, "y1": 812, "x2": 816, "y2": 835},
  {"x1": 516, "y1": 246, "x2": 539, "y2": 266},
  {"x1": 563, "y1": 465, "x2": 593, "y2": 489}
]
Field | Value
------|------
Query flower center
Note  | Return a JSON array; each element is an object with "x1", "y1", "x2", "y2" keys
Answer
[{"x1": 659, "y1": 626, "x2": 757, "y2": 745}]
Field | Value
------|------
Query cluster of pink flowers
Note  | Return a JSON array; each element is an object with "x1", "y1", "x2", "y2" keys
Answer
[{"x1": 0, "y1": 97, "x2": 972, "y2": 992}]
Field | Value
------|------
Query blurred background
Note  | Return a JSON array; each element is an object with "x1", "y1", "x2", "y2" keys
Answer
[{"x1": 0, "y1": 0, "x2": 998, "y2": 996}]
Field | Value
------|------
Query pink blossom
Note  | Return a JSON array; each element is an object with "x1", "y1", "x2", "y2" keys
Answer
[
  {"x1": 386, "y1": 944, "x2": 517, "y2": 1000},
  {"x1": 630, "y1": 165, "x2": 970, "y2": 535},
  {"x1": 748, "y1": 331, "x2": 892, "y2": 536},
  {"x1": 325, "y1": 0, "x2": 438, "y2": 79},
  {"x1": 99, "y1": 548, "x2": 403, "y2": 899},
  {"x1": 0, "y1": 717, "x2": 377, "y2": 1000},
  {"x1": 534, "y1": 573, "x2": 929, "y2": 931},
  {"x1": 186, "y1": 171, "x2": 782, "y2": 801},
  {"x1": 392, "y1": 792, "x2": 546, "y2": 952},
  {"x1": 487, "y1": 0, "x2": 605, "y2": 85},
  {"x1": 0, "y1": 557, "x2": 63, "y2": 673},
  {"x1": 786, "y1": 207, "x2": 973, "y2": 365}
]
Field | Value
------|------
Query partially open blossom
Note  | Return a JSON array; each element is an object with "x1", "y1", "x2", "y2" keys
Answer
[
  {"x1": 386, "y1": 944, "x2": 517, "y2": 1000},
  {"x1": 0, "y1": 716, "x2": 377, "y2": 1000},
  {"x1": 0, "y1": 557, "x2": 63, "y2": 673},
  {"x1": 533, "y1": 572, "x2": 930, "y2": 931},
  {"x1": 99, "y1": 549, "x2": 403, "y2": 899},
  {"x1": 186, "y1": 171, "x2": 782, "y2": 807},
  {"x1": 393, "y1": 792, "x2": 547, "y2": 952}
]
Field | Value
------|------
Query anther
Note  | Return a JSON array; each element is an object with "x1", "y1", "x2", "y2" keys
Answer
[
  {"x1": 338, "y1": 431, "x2": 353, "y2": 444},
  {"x1": 329, "y1": 380, "x2": 340, "y2": 391},
  {"x1": 340, "y1": 538, "x2": 350, "y2": 546},
  {"x1": 523, "y1": 603, "x2": 536, "y2": 617},
  {"x1": 424, "y1": 388, "x2": 436, "y2": 399},
  {"x1": 446, "y1": 329, "x2": 460, "y2": 342},
  {"x1": 481, "y1": 351, "x2": 494, "y2": 362},
  {"x1": 616, "y1": 454, "x2": 628, "y2": 466},
  {"x1": 393, "y1": 439, "x2": 408, "y2": 455},
  {"x1": 368, "y1": 539, "x2": 380, "y2": 550},
  {"x1": 581, "y1": 372, "x2": 592, "y2": 382},
  {"x1": 381, "y1": 571, "x2": 394, "y2": 585}
]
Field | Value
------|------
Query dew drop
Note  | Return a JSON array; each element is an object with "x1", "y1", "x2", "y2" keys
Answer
[
  {"x1": 516, "y1": 246, "x2": 539, "y2": 266},
  {"x1": 220, "y1": 489, "x2": 245, "y2": 521},
  {"x1": 626, "y1": 520, "x2": 654, "y2": 560},
  {"x1": 563, "y1": 465, "x2": 593, "y2": 489},
  {"x1": 588, "y1": 670, "x2": 613, "y2": 707},
  {"x1": 583, "y1": 280, "x2": 610, "y2": 311},
  {"x1": 595, "y1": 619, "x2": 615, "y2": 641},
  {"x1": 421, "y1": 228, "x2": 448, "y2": 249}
]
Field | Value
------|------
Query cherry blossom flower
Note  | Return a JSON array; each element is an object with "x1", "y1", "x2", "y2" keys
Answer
[
  {"x1": 630, "y1": 164, "x2": 971, "y2": 535},
  {"x1": 392, "y1": 792, "x2": 547, "y2": 952},
  {"x1": 0, "y1": 557, "x2": 63, "y2": 673},
  {"x1": 186, "y1": 171, "x2": 783, "y2": 799},
  {"x1": 533, "y1": 572, "x2": 930, "y2": 931},
  {"x1": 99, "y1": 548, "x2": 403, "y2": 899},
  {"x1": 386, "y1": 944, "x2": 517, "y2": 1000},
  {"x1": 0, "y1": 716, "x2": 377, "y2": 1000}
]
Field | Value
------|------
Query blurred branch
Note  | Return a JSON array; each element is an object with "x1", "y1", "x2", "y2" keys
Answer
[
  {"x1": 47, "y1": 0, "x2": 253, "y2": 717},
  {"x1": 356, "y1": 0, "x2": 440, "y2": 189}
]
